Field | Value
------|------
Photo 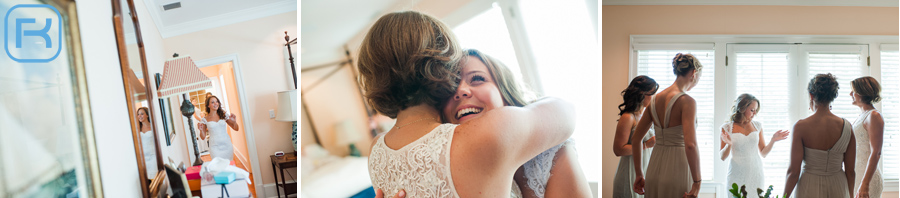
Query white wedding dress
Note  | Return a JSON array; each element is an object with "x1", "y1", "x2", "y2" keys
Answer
[
  {"x1": 722, "y1": 121, "x2": 765, "y2": 194},
  {"x1": 853, "y1": 109, "x2": 883, "y2": 197},
  {"x1": 369, "y1": 124, "x2": 460, "y2": 198},
  {"x1": 202, "y1": 118, "x2": 234, "y2": 161}
]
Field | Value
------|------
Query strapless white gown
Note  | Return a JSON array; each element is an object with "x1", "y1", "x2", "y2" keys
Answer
[
  {"x1": 202, "y1": 118, "x2": 233, "y2": 161},
  {"x1": 721, "y1": 121, "x2": 765, "y2": 194}
]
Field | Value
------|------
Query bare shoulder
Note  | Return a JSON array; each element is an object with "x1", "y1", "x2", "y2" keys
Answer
[{"x1": 675, "y1": 94, "x2": 696, "y2": 106}]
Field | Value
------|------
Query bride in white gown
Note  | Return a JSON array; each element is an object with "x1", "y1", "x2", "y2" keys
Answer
[
  {"x1": 719, "y1": 94, "x2": 789, "y2": 193},
  {"x1": 198, "y1": 95, "x2": 240, "y2": 161}
]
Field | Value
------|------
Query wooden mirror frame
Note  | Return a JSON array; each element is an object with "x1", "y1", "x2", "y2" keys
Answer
[{"x1": 111, "y1": 0, "x2": 166, "y2": 197}]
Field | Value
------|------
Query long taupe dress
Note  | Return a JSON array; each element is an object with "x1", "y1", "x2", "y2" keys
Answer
[
  {"x1": 793, "y1": 119, "x2": 852, "y2": 198},
  {"x1": 612, "y1": 114, "x2": 654, "y2": 198},
  {"x1": 644, "y1": 92, "x2": 693, "y2": 198}
]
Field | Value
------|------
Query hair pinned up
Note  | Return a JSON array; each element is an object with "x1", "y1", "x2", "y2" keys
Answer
[
  {"x1": 618, "y1": 75, "x2": 659, "y2": 116},
  {"x1": 851, "y1": 76, "x2": 881, "y2": 104},
  {"x1": 672, "y1": 53, "x2": 703, "y2": 76},
  {"x1": 807, "y1": 73, "x2": 839, "y2": 104}
]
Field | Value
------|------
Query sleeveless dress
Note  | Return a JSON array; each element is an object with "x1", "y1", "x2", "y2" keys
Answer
[
  {"x1": 793, "y1": 119, "x2": 852, "y2": 198},
  {"x1": 202, "y1": 118, "x2": 234, "y2": 161},
  {"x1": 721, "y1": 121, "x2": 765, "y2": 194},
  {"x1": 613, "y1": 114, "x2": 655, "y2": 198},
  {"x1": 852, "y1": 109, "x2": 883, "y2": 197},
  {"x1": 644, "y1": 92, "x2": 693, "y2": 197},
  {"x1": 368, "y1": 124, "x2": 460, "y2": 198},
  {"x1": 141, "y1": 130, "x2": 158, "y2": 179}
]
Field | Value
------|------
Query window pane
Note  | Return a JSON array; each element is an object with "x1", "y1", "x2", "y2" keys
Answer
[
  {"x1": 734, "y1": 52, "x2": 791, "y2": 193},
  {"x1": 880, "y1": 51, "x2": 900, "y2": 180},
  {"x1": 453, "y1": 5, "x2": 522, "y2": 81},
  {"x1": 637, "y1": 50, "x2": 715, "y2": 180},
  {"x1": 806, "y1": 53, "x2": 864, "y2": 119}
]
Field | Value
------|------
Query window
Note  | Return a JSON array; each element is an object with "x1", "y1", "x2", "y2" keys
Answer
[
  {"x1": 725, "y1": 44, "x2": 868, "y2": 193},
  {"x1": 636, "y1": 49, "x2": 716, "y2": 180},
  {"x1": 880, "y1": 47, "x2": 900, "y2": 181},
  {"x1": 453, "y1": 4, "x2": 522, "y2": 80}
]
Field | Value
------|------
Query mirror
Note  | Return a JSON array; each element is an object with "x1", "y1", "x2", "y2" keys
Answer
[
  {"x1": 112, "y1": 0, "x2": 166, "y2": 197},
  {"x1": 0, "y1": 0, "x2": 102, "y2": 197}
]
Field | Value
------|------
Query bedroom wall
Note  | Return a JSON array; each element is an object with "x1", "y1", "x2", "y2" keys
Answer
[{"x1": 601, "y1": 5, "x2": 899, "y2": 198}]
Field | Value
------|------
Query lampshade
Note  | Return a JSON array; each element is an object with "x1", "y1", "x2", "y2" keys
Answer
[
  {"x1": 127, "y1": 68, "x2": 147, "y2": 101},
  {"x1": 335, "y1": 119, "x2": 362, "y2": 146},
  {"x1": 275, "y1": 89, "x2": 297, "y2": 121},
  {"x1": 157, "y1": 56, "x2": 213, "y2": 98}
]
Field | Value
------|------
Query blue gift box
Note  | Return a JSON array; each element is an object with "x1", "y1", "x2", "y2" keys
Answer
[{"x1": 214, "y1": 172, "x2": 235, "y2": 184}]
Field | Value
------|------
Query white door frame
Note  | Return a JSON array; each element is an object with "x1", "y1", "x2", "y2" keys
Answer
[{"x1": 194, "y1": 53, "x2": 264, "y2": 196}]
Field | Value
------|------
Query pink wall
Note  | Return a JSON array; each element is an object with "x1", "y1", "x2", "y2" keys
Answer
[{"x1": 601, "y1": 5, "x2": 898, "y2": 198}]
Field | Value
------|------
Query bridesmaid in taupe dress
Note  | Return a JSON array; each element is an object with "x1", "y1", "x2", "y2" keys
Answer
[
  {"x1": 784, "y1": 73, "x2": 857, "y2": 198},
  {"x1": 612, "y1": 75, "x2": 658, "y2": 198},
  {"x1": 631, "y1": 53, "x2": 704, "y2": 198}
]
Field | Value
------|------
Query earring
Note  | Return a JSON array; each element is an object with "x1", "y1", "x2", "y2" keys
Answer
[{"x1": 829, "y1": 105, "x2": 832, "y2": 110}]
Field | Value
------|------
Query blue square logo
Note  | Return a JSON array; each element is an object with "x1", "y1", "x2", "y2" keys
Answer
[{"x1": 5, "y1": 4, "x2": 62, "y2": 63}]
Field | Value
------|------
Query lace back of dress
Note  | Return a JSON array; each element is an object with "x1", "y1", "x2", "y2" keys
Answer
[{"x1": 368, "y1": 124, "x2": 459, "y2": 198}]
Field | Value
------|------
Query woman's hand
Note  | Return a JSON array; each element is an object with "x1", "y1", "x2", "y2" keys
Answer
[
  {"x1": 374, "y1": 189, "x2": 405, "y2": 198},
  {"x1": 771, "y1": 130, "x2": 790, "y2": 142},
  {"x1": 198, "y1": 122, "x2": 206, "y2": 132},
  {"x1": 855, "y1": 184, "x2": 869, "y2": 198},
  {"x1": 644, "y1": 136, "x2": 656, "y2": 149},
  {"x1": 227, "y1": 113, "x2": 237, "y2": 122},
  {"x1": 721, "y1": 130, "x2": 732, "y2": 146},
  {"x1": 683, "y1": 181, "x2": 700, "y2": 198},
  {"x1": 633, "y1": 176, "x2": 645, "y2": 195}
]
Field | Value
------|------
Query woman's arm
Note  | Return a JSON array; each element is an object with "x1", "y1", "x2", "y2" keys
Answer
[
  {"x1": 679, "y1": 96, "x2": 701, "y2": 197},
  {"x1": 844, "y1": 128, "x2": 857, "y2": 198},
  {"x1": 858, "y1": 111, "x2": 884, "y2": 197},
  {"x1": 720, "y1": 127, "x2": 731, "y2": 161},
  {"x1": 613, "y1": 113, "x2": 636, "y2": 156},
  {"x1": 453, "y1": 97, "x2": 576, "y2": 171},
  {"x1": 226, "y1": 113, "x2": 240, "y2": 131},
  {"x1": 630, "y1": 107, "x2": 653, "y2": 195},
  {"x1": 759, "y1": 130, "x2": 789, "y2": 158},
  {"x1": 783, "y1": 123, "x2": 804, "y2": 197}
]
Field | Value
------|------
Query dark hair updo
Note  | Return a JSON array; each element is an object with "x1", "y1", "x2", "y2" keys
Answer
[
  {"x1": 807, "y1": 73, "x2": 839, "y2": 104},
  {"x1": 618, "y1": 75, "x2": 659, "y2": 116}
]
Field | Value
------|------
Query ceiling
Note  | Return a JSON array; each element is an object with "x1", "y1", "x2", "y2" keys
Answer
[
  {"x1": 603, "y1": 0, "x2": 898, "y2": 7},
  {"x1": 300, "y1": 0, "x2": 401, "y2": 68},
  {"x1": 141, "y1": 0, "x2": 297, "y2": 38}
]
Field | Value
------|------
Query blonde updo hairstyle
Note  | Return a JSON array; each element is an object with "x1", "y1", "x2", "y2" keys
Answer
[{"x1": 672, "y1": 53, "x2": 703, "y2": 77}]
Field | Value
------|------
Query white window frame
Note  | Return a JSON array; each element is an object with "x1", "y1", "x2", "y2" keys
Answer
[{"x1": 630, "y1": 35, "x2": 899, "y2": 197}]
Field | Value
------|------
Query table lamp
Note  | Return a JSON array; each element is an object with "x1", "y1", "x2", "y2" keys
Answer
[{"x1": 275, "y1": 90, "x2": 297, "y2": 153}]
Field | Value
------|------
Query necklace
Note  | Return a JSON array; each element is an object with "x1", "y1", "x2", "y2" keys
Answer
[{"x1": 395, "y1": 117, "x2": 435, "y2": 129}]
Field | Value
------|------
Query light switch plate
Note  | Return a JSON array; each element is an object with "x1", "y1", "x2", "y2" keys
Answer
[{"x1": 269, "y1": 109, "x2": 275, "y2": 118}]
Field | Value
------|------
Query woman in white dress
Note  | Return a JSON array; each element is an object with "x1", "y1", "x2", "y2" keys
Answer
[
  {"x1": 612, "y1": 75, "x2": 658, "y2": 198},
  {"x1": 719, "y1": 94, "x2": 789, "y2": 194},
  {"x1": 361, "y1": 11, "x2": 575, "y2": 198},
  {"x1": 197, "y1": 95, "x2": 239, "y2": 161},
  {"x1": 784, "y1": 73, "x2": 856, "y2": 198},
  {"x1": 850, "y1": 76, "x2": 884, "y2": 198},
  {"x1": 631, "y1": 53, "x2": 703, "y2": 198},
  {"x1": 137, "y1": 107, "x2": 157, "y2": 180},
  {"x1": 439, "y1": 49, "x2": 591, "y2": 198}
]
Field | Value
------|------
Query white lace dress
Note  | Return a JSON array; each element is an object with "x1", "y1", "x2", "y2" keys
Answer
[
  {"x1": 520, "y1": 139, "x2": 574, "y2": 198},
  {"x1": 368, "y1": 124, "x2": 460, "y2": 198},
  {"x1": 202, "y1": 118, "x2": 233, "y2": 161},
  {"x1": 853, "y1": 109, "x2": 883, "y2": 197},
  {"x1": 721, "y1": 121, "x2": 765, "y2": 194}
]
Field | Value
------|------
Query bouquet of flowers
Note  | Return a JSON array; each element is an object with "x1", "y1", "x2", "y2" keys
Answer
[{"x1": 729, "y1": 183, "x2": 779, "y2": 198}]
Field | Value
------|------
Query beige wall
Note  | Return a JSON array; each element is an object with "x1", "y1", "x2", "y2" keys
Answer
[
  {"x1": 160, "y1": 11, "x2": 297, "y2": 186},
  {"x1": 601, "y1": 5, "x2": 898, "y2": 198}
]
